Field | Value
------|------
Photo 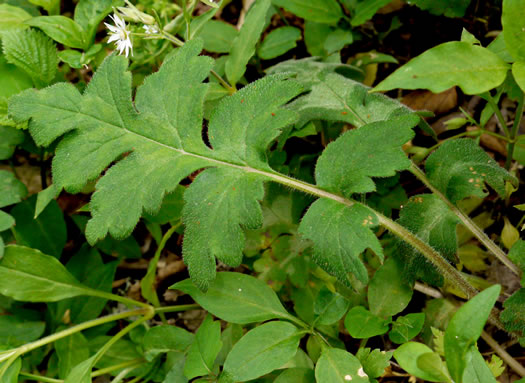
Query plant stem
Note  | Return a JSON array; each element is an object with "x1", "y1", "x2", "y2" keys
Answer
[
  {"x1": 486, "y1": 93, "x2": 511, "y2": 138},
  {"x1": 210, "y1": 69, "x2": 236, "y2": 94},
  {"x1": 18, "y1": 373, "x2": 62, "y2": 383},
  {"x1": 92, "y1": 358, "x2": 145, "y2": 377},
  {"x1": 505, "y1": 92, "x2": 524, "y2": 170},
  {"x1": 409, "y1": 162, "x2": 520, "y2": 276},
  {"x1": 154, "y1": 303, "x2": 201, "y2": 313},
  {"x1": 481, "y1": 331, "x2": 525, "y2": 377}
]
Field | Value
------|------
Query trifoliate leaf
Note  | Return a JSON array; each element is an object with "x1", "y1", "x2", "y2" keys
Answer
[
  {"x1": 9, "y1": 39, "x2": 303, "y2": 290},
  {"x1": 393, "y1": 194, "x2": 460, "y2": 286},
  {"x1": 2, "y1": 28, "x2": 57, "y2": 88},
  {"x1": 315, "y1": 114, "x2": 418, "y2": 196},
  {"x1": 299, "y1": 200, "x2": 383, "y2": 285},
  {"x1": 426, "y1": 139, "x2": 517, "y2": 203}
]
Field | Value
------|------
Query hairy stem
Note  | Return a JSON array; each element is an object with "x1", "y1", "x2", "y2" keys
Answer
[
  {"x1": 481, "y1": 331, "x2": 525, "y2": 377},
  {"x1": 409, "y1": 162, "x2": 520, "y2": 275}
]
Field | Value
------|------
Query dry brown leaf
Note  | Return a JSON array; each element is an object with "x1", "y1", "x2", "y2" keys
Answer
[{"x1": 402, "y1": 88, "x2": 458, "y2": 115}]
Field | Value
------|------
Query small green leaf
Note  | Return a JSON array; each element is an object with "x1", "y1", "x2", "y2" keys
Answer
[
  {"x1": 26, "y1": 16, "x2": 87, "y2": 49},
  {"x1": 394, "y1": 342, "x2": 446, "y2": 382},
  {"x1": 197, "y1": 20, "x2": 238, "y2": 53},
  {"x1": 299, "y1": 201, "x2": 383, "y2": 285},
  {"x1": 64, "y1": 355, "x2": 96, "y2": 383},
  {"x1": 184, "y1": 315, "x2": 223, "y2": 380},
  {"x1": 408, "y1": 0, "x2": 471, "y2": 17},
  {"x1": 259, "y1": 26, "x2": 302, "y2": 60},
  {"x1": 0, "y1": 211, "x2": 15, "y2": 232},
  {"x1": 486, "y1": 355, "x2": 505, "y2": 378},
  {"x1": 74, "y1": 0, "x2": 113, "y2": 44},
  {"x1": 315, "y1": 348, "x2": 368, "y2": 383},
  {"x1": 274, "y1": 368, "x2": 315, "y2": 383},
  {"x1": 417, "y1": 352, "x2": 451, "y2": 382},
  {"x1": 143, "y1": 325, "x2": 194, "y2": 361},
  {"x1": 355, "y1": 348, "x2": 393, "y2": 379},
  {"x1": 35, "y1": 184, "x2": 59, "y2": 218},
  {"x1": 0, "y1": 315, "x2": 45, "y2": 347},
  {"x1": 323, "y1": 29, "x2": 353, "y2": 54},
  {"x1": 462, "y1": 347, "x2": 498, "y2": 383},
  {"x1": 272, "y1": 0, "x2": 343, "y2": 24},
  {"x1": 344, "y1": 306, "x2": 390, "y2": 339},
  {"x1": 0, "y1": 356, "x2": 21, "y2": 383},
  {"x1": 55, "y1": 332, "x2": 90, "y2": 379},
  {"x1": 0, "y1": 126, "x2": 25, "y2": 161},
  {"x1": 351, "y1": 0, "x2": 393, "y2": 26},
  {"x1": 313, "y1": 287, "x2": 350, "y2": 326},
  {"x1": 10, "y1": 196, "x2": 67, "y2": 258},
  {"x1": 444, "y1": 285, "x2": 501, "y2": 383},
  {"x1": 0, "y1": 245, "x2": 104, "y2": 302},
  {"x1": 388, "y1": 313, "x2": 425, "y2": 344},
  {"x1": 225, "y1": 0, "x2": 271, "y2": 85},
  {"x1": 368, "y1": 257, "x2": 413, "y2": 317},
  {"x1": 171, "y1": 272, "x2": 292, "y2": 324},
  {"x1": 0, "y1": 4, "x2": 31, "y2": 32},
  {"x1": 223, "y1": 321, "x2": 302, "y2": 381},
  {"x1": 512, "y1": 61, "x2": 525, "y2": 93},
  {"x1": 374, "y1": 42, "x2": 509, "y2": 95},
  {"x1": 426, "y1": 139, "x2": 517, "y2": 203},
  {"x1": 502, "y1": 0, "x2": 525, "y2": 61},
  {"x1": 0, "y1": 170, "x2": 27, "y2": 208}
]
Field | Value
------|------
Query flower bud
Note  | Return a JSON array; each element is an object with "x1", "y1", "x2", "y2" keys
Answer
[{"x1": 117, "y1": 1, "x2": 156, "y2": 25}]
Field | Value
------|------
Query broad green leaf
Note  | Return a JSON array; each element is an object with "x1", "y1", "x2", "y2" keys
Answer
[
  {"x1": 0, "y1": 211, "x2": 14, "y2": 232},
  {"x1": 315, "y1": 115, "x2": 418, "y2": 196},
  {"x1": 313, "y1": 287, "x2": 350, "y2": 326},
  {"x1": 512, "y1": 61, "x2": 525, "y2": 92},
  {"x1": 274, "y1": 368, "x2": 315, "y2": 383},
  {"x1": 368, "y1": 257, "x2": 413, "y2": 317},
  {"x1": 351, "y1": 0, "x2": 392, "y2": 26},
  {"x1": 394, "y1": 194, "x2": 460, "y2": 286},
  {"x1": 0, "y1": 170, "x2": 27, "y2": 208},
  {"x1": 0, "y1": 357, "x2": 21, "y2": 383},
  {"x1": 417, "y1": 352, "x2": 451, "y2": 382},
  {"x1": 2, "y1": 28, "x2": 57, "y2": 87},
  {"x1": 394, "y1": 342, "x2": 445, "y2": 382},
  {"x1": 0, "y1": 245, "x2": 104, "y2": 302},
  {"x1": 184, "y1": 315, "x2": 223, "y2": 379},
  {"x1": 64, "y1": 355, "x2": 96, "y2": 383},
  {"x1": 315, "y1": 348, "x2": 369, "y2": 383},
  {"x1": 10, "y1": 196, "x2": 67, "y2": 258},
  {"x1": 164, "y1": 352, "x2": 188, "y2": 383},
  {"x1": 502, "y1": 0, "x2": 525, "y2": 61},
  {"x1": 0, "y1": 316, "x2": 45, "y2": 347},
  {"x1": 408, "y1": 0, "x2": 471, "y2": 17},
  {"x1": 323, "y1": 29, "x2": 353, "y2": 54},
  {"x1": 501, "y1": 288, "x2": 525, "y2": 339},
  {"x1": 259, "y1": 26, "x2": 302, "y2": 60},
  {"x1": 0, "y1": 4, "x2": 31, "y2": 32},
  {"x1": 373, "y1": 42, "x2": 509, "y2": 95},
  {"x1": 355, "y1": 348, "x2": 392, "y2": 379},
  {"x1": 225, "y1": 0, "x2": 271, "y2": 85},
  {"x1": 444, "y1": 284, "x2": 500, "y2": 383},
  {"x1": 74, "y1": 0, "x2": 113, "y2": 44},
  {"x1": 303, "y1": 21, "x2": 331, "y2": 56},
  {"x1": 487, "y1": 33, "x2": 515, "y2": 63},
  {"x1": 171, "y1": 272, "x2": 292, "y2": 324},
  {"x1": 197, "y1": 20, "x2": 238, "y2": 53},
  {"x1": 426, "y1": 139, "x2": 517, "y2": 203},
  {"x1": 55, "y1": 332, "x2": 90, "y2": 379},
  {"x1": 289, "y1": 73, "x2": 415, "y2": 128},
  {"x1": 344, "y1": 306, "x2": 390, "y2": 338},
  {"x1": 462, "y1": 347, "x2": 498, "y2": 383},
  {"x1": 388, "y1": 313, "x2": 425, "y2": 344},
  {"x1": 272, "y1": 0, "x2": 343, "y2": 24},
  {"x1": 26, "y1": 16, "x2": 87, "y2": 49},
  {"x1": 299, "y1": 200, "x2": 383, "y2": 285},
  {"x1": 143, "y1": 325, "x2": 194, "y2": 361},
  {"x1": 222, "y1": 321, "x2": 302, "y2": 382}
]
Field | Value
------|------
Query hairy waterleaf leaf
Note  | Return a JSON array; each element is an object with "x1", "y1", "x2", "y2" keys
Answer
[
  {"x1": 315, "y1": 348, "x2": 368, "y2": 383},
  {"x1": 426, "y1": 139, "x2": 517, "y2": 203},
  {"x1": 223, "y1": 321, "x2": 302, "y2": 382},
  {"x1": 393, "y1": 194, "x2": 460, "y2": 286},
  {"x1": 315, "y1": 115, "x2": 418, "y2": 196},
  {"x1": 143, "y1": 325, "x2": 194, "y2": 361},
  {"x1": 344, "y1": 306, "x2": 390, "y2": 338},
  {"x1": 26, "y1": 16, "x2": 87, "y2": 49},
  {"x1": 184, "y1": 315, "x2": 223, "y2": 380},
  {"x1": 373, "y1": 42, "x2": 509, "y2": 95},
  {"x1": 444, "y1": 284, "x2": 500, "y2": 383},
  {"x1": 0, "y1": 170, "x2": 27, "y2": 208},
  {"x1": 74, "y1": 0, "x2": 113, "y2": 44},
  {"x1": 272, "y1": 0, "x2": 343, "y2": 24},
  {"x1": 299, "y1": 200, "x2": 383, "y2": 285},
  {"x1": 368, "y1": 257, "x2": 413, "y2": 317},
  {"x1": 0, "y1": 245, "x2": 103, "y2": 302},
  {"x1": 0, "y1": 4, "x2": 31, "y2": 32},
  {"x1": 351, "y1": 0, "x2": 393, "y2": 26},
  {"x1": 394, "y1": 342, "x2": 445, "y2": 382},
  {"x1": 289, "y1": 73, "x2": 415, "y2": 128},
  {"x1": 501, "y1": 288, "x2": 525, "y2": 339},
  {"x1": 225, "y1": 0, "x2": 271, "y2": 85},
  {"x1": 355, "y1": 348, "x2": 393, "y2": 379},
  {"x1": 55, "y1": 332, "x2": 90, "y2": 379},
  {"x1": 408, "y1": 0, "x2": 471, "y2": 17},
  {"x1": 172, "y1": 272, "x2": 292, "y2": 324},
  {"x1": 388, "y1": 313, "x2": 425, "y2": 344},
  {"x1": 502, "y1": 0, "x2": 525, "y2": 61},
  {"x1": 259, "y1": 26, "x2": 302, "y2": 60},
  {"x1": 10, "y1": 196, "x2": 67, "y2": 258}
]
